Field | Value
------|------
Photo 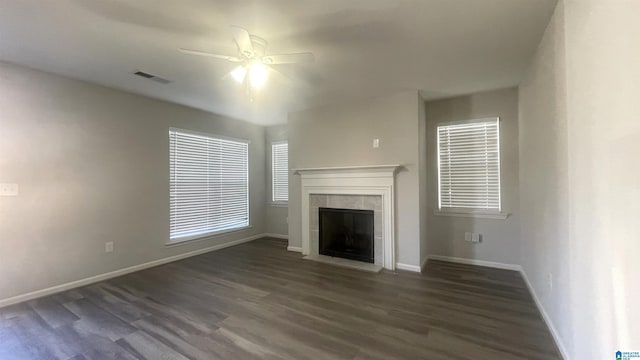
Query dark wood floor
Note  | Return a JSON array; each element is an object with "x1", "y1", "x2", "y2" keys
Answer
[{"x1": 0, "y1": 237, "x2": 560, "y2": 359}]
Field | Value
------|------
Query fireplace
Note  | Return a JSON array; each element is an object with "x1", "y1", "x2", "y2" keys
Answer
[
  {"x1": 296, "y1": 165, "x2": 399, "y2": 270},
  {"x1": 319, "y1": 207, "x2": 374, "y2": 263}
]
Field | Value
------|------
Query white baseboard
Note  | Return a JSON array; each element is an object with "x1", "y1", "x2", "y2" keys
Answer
[
  {"x1": 427, "y1": 254, "x2": 568, "y2": 360},
  {"x1": 420, "y1": 256, "x2": 429, "y2": 272},
  {"x1": 395, "y1": 262, "x2": 422, "y2": 272},
  {"x1": 263, "y1": 233, "x2": 288, "y2": 240},
  {"x1": 0, "y1": 235, "x2": 568, "y2": 360},
  {"x1": 396, "y1": 258, "x2": 430, "y2": 273},
  {"x1": 0, "y1": 233, "x2": 266, "y2": 309},
  {"x1": 520, "y1": 269, "x2": 570, "y2": 360},
  {"x1": 427, "y1": 254, "x2": 522, "y2": 271}
]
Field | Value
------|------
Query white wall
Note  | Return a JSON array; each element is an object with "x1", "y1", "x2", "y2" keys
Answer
[
  {"x1": 0, "y1": 62, "x2": 266, "y2": 301},
  {"x1": 564, "y1": 0, "x2": 640, "y2": 356},
  {"x1": 519, "y1": 1, "x2": 571, "y2": 356},
  {"x1": 425, "y1": 88, "x2": 521, "y2": 265},
  {"x1": 264, "y1": 124, "x2": 289, "y2": 237},
  {"x1": 287, "y1": 91, "x2": 425, "y2": 268},
  {"x1": 519, "y1": 0, "x2": 640, "y2": 357}
]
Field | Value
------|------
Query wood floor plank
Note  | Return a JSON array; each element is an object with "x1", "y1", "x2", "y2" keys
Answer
[
  {"x1": 116, "y1": 330, "x2": 190, "y2": 360},
  {"x1": 63, "y1": 299, "x2": 137, "y2": 342},
  {"x1": 76, "y1": 285, "x2": 151, "y2": 324},
  {"x1": 4, "y1": 311, "x2": 74, "y2": 359},
  {"x1": 0, "y1": 237, "x2": 561, "y2": 359},
  {"x1": 54, "y1": 323, "x2": 139, "y2": 360},
  {"x1": 27, "y1": 297, "x2": 80, "y2": 329}
]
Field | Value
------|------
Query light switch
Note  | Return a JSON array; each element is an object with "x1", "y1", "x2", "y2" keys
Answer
[
  {"x1": 373, "y1": 138, "x2": 380, "y2": 148},
  {"x1": 472, "y1": 233, "x2": 481, "y2": 243},
  {"x1": 0, "y1": 183, "x2": 19, "y2": 196}
]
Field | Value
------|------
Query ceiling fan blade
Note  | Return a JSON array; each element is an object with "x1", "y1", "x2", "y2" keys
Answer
[
  {"x1": 179, "y1": 48, "x2": 243, "y2": 62},
  {"x1": 231, "y1": 26, "x2": 254, "y2": 57},
  {"x1": 262, "y1": 52, "x2": 315, "y2": 65},
  {"x1": 268, "y1": 65, "x2": 292, "y2": 82}
]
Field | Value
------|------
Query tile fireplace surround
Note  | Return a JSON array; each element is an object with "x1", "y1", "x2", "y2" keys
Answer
[
  {"x1": 310, "y1": 194, "x2": 383, "y2": 265},
  {"x1": 294, "y1": 165, "x2": 400, "y2": 270}
]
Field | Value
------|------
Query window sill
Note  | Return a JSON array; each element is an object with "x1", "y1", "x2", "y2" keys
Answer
[
  {"x1": 166, "y1": 225, "x2": 253, "y2": 246},
  {"x1": 433, "y1": 210, "x2": 509, "y2": 220},
  {"x1": 268, "y1": 202, "x2": 288, "y2": 208}
]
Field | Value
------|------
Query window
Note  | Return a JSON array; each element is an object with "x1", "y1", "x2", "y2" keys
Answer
[
  {"x1": 437, "y1": 118, "x2": 501, "y2": 214},
  {"x1": 169, "y1": 128, "x2": 249, "y2": 242},
  {"x1": 271, "y1": 141, "x2": 288, "y2": 202}
]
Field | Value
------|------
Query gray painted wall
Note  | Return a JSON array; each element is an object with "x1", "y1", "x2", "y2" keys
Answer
[
  {"x1": 425, "y1": 88, "x2": 521, "y2": 265},
  {"x1": 0, "y1": 62, "x2": 266, "y2": 301},
  {"x1": 519, "y1": 0, "x2": 640, "y2": 357},
  {"x1": 264, "y1": 124, "x2": 289, "y2": 236},
  {"x1": 287, "y1": 90, "x2": 424, "y2": 267}
]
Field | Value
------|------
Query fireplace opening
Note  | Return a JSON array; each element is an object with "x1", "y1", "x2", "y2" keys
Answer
[{"x1": 319, "y1": 207, "x2": 374, "y2": 263}]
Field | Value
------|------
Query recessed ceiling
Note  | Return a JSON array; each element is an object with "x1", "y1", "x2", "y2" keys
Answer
[{"x1": 0, "y1": 0, "x2": 556, "y2": 125}]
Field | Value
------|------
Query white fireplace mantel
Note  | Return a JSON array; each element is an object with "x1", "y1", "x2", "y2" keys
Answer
[{"x1": 295, "y1": 164, "x2": 401, "y2": 270}]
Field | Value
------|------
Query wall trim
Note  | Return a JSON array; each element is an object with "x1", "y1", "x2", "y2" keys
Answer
[
  {"x1": 427, "y1": 255, "x2": 568, "y2": 360},
  {"x1": 420, "y1": 256, "x2": 429, "y2": 272},
  {"x1": 263, "y1": 233, "x2": 288, "y2": 240},
  {"x1": 433, "y1": 209, "x2": 509, "y2": 220},
  {"x1": 395, "y1": 262, "x2": 422, "y2": 272},
  {"x1": 0, "y1": 233, "x2": 266, "y2": 309},
  {"x1": 286, "y1": 246, "x2": 302, "y2": 253},
  {"x1": 520, "y1": 269, "x2": 570, "y2": 360},
  {"x1": 427, "y1": 254, "x2": 521, "y2": 271}
]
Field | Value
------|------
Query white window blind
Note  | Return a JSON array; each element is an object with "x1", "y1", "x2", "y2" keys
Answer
[
  {"x1": 272, "y1": 141, "x2": 288, "y2": 202},
  {"x1": 437, "y1": 118, "x2": 501, "y2": 212},
  {"x1": 169, "y1": 128, "x2": 249, "y2": 242}
]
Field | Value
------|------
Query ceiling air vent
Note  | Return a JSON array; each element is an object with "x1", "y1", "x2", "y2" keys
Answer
[{"x1": 133, "y1": 70, "x2": 171, "y2": 84}]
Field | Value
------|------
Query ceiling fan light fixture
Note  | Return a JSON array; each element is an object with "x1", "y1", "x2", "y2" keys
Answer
[
  {"x1": 180, "y1": 27, "x2": 312, "y2": 92},
  {"x1": 230, "y1": 65, "x2": 247, "y2": 84},
  {"x1": 249, "y1": 62, "x2": 268, "y2": 88}
]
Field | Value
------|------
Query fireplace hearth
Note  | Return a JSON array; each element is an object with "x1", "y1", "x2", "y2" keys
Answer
[{"x1": 319, "y1": 207, "x2": 374, "y2": 263}]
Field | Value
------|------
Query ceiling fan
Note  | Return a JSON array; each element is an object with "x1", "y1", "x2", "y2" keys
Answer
[{"x1": 179, "y1": 26, "x2": 314, "y2": 90}]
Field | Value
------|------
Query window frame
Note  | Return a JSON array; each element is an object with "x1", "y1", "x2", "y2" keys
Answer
[
  {"x1": 168, "y1": 127, "x2": 251, "y2": 244},
  {"x1": 434, "y1": 117, "x2": 508, "y2": 220},
  {"x1": 271, "y1": 140, "x2": 289, "y2": 205}
]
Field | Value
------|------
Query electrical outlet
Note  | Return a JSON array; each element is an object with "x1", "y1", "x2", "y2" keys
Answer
[
  {"x1": 465, "y1": 232, "x2": 472, "y2": 242},
  {"x1": 547, "y1": 273, "x2": 553, "y2": 291},
  {"x1": 0, "y1": 183, "x2": 19, "y2": 196},
  {"x1": 105, "y1": 241, "x2": 114, "y2": 253}
]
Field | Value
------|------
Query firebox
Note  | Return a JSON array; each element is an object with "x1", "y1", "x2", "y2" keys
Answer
[{"x1": 319, "y1": 207, "x2": 374, "y2": 263}]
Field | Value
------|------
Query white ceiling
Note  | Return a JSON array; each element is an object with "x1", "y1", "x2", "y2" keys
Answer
[{"x1": 0, "y1": 0, "x2": 556, "y2": 125}]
